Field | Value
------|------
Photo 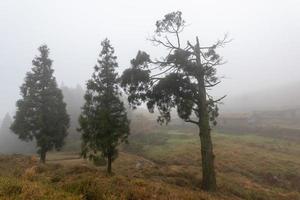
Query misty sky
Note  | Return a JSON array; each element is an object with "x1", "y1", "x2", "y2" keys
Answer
[{"x1": 0, "y1": 0, "x2": 300, "y2": 118}]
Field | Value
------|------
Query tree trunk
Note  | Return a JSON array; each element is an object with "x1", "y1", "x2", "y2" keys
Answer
[
  {"x1": 198, "y1": 87, "x2": 217, "y2": 191},
  {"x1": 40, "y1": 149, "x2": 46, "y2": 164},
  {"x1": 195, "y1": 36, "x2": 217, "y2": 191},
  {"x1": 107, "y1": 155, "x2": 112, "y2": 174},
  {"x1": 199, "y1": 125, "x2": 216, "y2": 191},
  {"x1": 198, "y1": 79, "x2": 217, "y2": 191}
]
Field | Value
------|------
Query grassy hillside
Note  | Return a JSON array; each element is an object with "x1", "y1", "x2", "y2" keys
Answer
[{"x1": 0, "y1": 131, "x2": 299, "y2": 200}]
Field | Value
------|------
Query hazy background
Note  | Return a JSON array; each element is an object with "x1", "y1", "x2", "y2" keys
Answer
[{"x1": 1, "y1": 0, "x2": 300, "y2": 118}]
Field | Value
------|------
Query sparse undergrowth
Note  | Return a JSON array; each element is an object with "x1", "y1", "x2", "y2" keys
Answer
[{"x1": 0, "y1": 132, "x2": 299, "y2": 200}]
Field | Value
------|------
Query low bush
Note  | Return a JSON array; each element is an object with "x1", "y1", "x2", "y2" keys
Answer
[{"x1": 62, "y1": 177, "x2": 103, "y2": 200}]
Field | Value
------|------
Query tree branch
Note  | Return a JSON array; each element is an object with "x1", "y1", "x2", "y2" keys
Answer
[
  {"x1": 150, "y1": 66, "x2": 176, "y2": 77},
  {"x1": 208, "y1": 95, "x2": 227, "y2": 103},
  {"x1": 199, "y1": 33, "x2": 232, "y2": 49},
  {"x1": 165, "y1": 36, "x2": 177, "y2": 49},
  {"x1": 205, "y1": 80, "x2": 221, "y2": 88},
  {"x1": 184, "y1": 119, "x2": 199, "y2": 125},
  {"x1": 149, "y1": 37, "x2": 174, "y2": 49}
]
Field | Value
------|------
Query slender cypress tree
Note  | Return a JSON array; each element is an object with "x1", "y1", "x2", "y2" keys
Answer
[
  {"x1": 11, "y1": 45, "x2": 70, "y2": 163},
  {"x1": 79, "y1": 39, "x2": 130, "y2": 174}
]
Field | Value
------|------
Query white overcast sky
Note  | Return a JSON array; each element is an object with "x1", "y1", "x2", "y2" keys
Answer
[{"x1": 0, "y1": 0, "x2": 300, "y2": 117}]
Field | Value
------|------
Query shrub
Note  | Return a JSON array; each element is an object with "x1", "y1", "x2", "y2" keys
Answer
[
  {"x1": 63, "y1": 178, "x2": 103, "y2": 200},
  {"x1": 92, "y1": 155, "x2": 107, "y2": 167}
]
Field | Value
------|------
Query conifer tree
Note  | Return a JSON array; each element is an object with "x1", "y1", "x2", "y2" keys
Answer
[
  {"x1": 121, "y1": 11, "x2": 229, "y2": 191},
  {"x1": 11, "y1": 45, "x2": 70, "y2": 163},
  {"x1": 79, "y1": 39, "x2": 130, "y2": 174}
]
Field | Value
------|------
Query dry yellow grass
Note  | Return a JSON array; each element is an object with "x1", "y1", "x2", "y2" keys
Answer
[{"x1": 0, "y1": 132, "x2": 299, "y2": 199}]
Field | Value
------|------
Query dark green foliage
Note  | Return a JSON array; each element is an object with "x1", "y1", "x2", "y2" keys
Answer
[
  {"x1": 121, "y1": 11, "x2": 225, "y2": 126},
  {"x1": 10, "y1": 45, "x2": 70, "y2": 163},
  {"x1": 155, "y1": 11, "x2": 185, "y2": 35},
  {"x1": 79, "y1": 39, "x2": 130, "y2": 173}
]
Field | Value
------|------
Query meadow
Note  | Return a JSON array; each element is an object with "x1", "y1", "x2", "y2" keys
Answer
[{"x1": 0, "y1": 129, "x2": 299, "y2": 200}]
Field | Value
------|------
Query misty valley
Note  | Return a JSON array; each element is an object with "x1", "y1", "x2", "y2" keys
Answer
[{"x1": 0, "y1": 3, "x2": 300, "y2": 200}]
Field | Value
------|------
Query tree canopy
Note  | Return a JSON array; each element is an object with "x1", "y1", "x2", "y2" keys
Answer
[
  {"x1": 11, "y1": 45, "x2": 70, "y2": 163},
  {"x1": 121, "y1": 11, "x2": 229, "y2": 191},
  {"x1": 79, "y1": 39, "x2": 130, "y2": 174}
]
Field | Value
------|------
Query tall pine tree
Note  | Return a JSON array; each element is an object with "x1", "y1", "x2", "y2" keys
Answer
[
  {"x1": 11, "y1": 45, "x2": 70, "y2": 163},
  {"x1": 79, "y1": 39, "x2": 130, "y2": 174}
]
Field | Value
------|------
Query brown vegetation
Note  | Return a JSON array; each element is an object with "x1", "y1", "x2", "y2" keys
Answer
[{"x1": 0, "y1": 130, "x2": 299, "y2": 200}]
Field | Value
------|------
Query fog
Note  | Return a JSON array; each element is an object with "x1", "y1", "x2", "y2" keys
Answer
[
  {"x1": 1, "y1": 0, "x2": 300, "y2": 118},
  {"x1": 1, "y1": 2, "x2": 300, "y2": 197}
]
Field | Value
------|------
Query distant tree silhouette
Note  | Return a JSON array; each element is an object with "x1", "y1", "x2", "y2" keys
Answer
[
  {"x1": 11, "y1": 45, "x2": 70, "y2": 163},
  {"x1": 121, "y1": 11, "x2": 229, "y2": 191},
  {"x1": 1, "y1": 113, "x2": 12, "y2": 132},
  {"x1": 0, "y1": 113, "x2": 35, "y2": 154},
  {"x1": 79, "y1": 39, "x2": 130, "y2": 174},
  {"x1": 61, "y1": 85, "x2": 85, "y2": 147}
]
